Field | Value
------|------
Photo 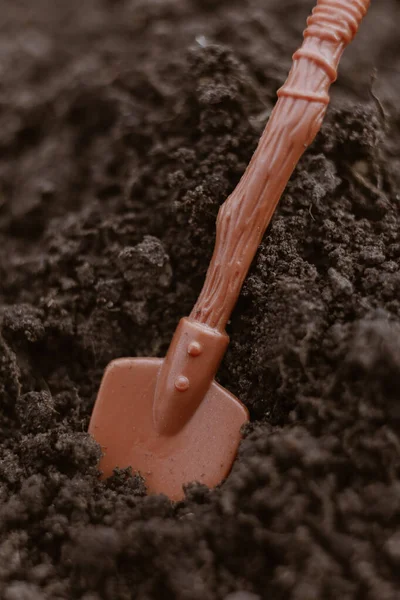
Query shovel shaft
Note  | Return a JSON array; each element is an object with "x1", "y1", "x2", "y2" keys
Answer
[{"x1": 190, "y1": 0, "x2": 370, "y2": 331}]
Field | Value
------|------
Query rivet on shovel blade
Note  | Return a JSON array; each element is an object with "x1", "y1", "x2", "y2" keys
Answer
[{"x1": 89, "y1": 0, "x2": 371, "y2": 501}]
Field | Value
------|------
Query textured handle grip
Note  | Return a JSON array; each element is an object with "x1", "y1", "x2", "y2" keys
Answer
[
  {"x1": 190, "y1": 0, "x2": 370, "y2": 331},
  {"x1": 306, "y1": 0, "x2": 370, "y2": 44},
  {"x1": 279, "y1": 0, "x2": 371, "y2": 105}
]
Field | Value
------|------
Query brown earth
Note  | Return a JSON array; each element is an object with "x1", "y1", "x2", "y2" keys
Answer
[{"x1": 0, "y1": 0, "x2": 400, "y2": 598}]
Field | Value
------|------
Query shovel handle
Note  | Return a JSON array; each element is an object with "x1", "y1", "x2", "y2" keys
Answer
[{"x1": 190, "y1": 0, "x2": 370, "y2": 331}]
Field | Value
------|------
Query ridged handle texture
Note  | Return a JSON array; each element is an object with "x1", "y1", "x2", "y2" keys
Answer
[
  {"x1": 306, "y1": 0, "x2": 370, "y2": 45},
  {"x1": 190, "y1": 0, "x2": 370, "y2": 331}
]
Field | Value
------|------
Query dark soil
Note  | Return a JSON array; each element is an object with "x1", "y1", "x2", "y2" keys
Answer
[{"x1": 1, "y1": 0, "x2": 400, "y2": 598}]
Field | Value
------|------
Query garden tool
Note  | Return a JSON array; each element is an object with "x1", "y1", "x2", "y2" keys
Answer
[{"x1": 89, "y1": 0, "x2": 371, "y2": 500}]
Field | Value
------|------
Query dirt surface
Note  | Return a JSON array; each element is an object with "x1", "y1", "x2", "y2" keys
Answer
[{"x1": 1, "y1": 0, "x2": 400, "y2": 598}]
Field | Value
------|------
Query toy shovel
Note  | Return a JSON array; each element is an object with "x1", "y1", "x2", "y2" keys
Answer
[{"x1": 89, "y1": 0, "x2": 370, "y2": 500}]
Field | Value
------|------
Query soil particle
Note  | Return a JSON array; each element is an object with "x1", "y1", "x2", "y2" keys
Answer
[{"x1": 0, "y1": 0, "x2": 400, "y2": 599}]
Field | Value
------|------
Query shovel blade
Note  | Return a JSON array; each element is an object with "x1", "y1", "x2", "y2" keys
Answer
[{"x1": 88, "y1": 357, "x2": 248, "y2": 500}]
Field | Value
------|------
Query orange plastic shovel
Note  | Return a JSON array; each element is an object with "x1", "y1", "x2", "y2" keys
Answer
[{"x1": 89, "y1": 0, "x2": 370, "y2": 500}]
